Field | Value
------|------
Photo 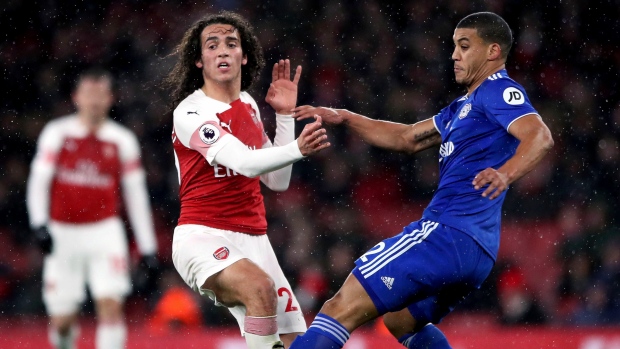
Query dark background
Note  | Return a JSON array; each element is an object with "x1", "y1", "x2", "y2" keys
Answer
[{"x1": 1, "y1": 0, "x2": 619, "y2": 328}]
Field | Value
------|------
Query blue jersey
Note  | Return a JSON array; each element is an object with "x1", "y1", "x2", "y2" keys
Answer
[{"x1": 422, "y1": 70, "x2": 538, "y2": 260}]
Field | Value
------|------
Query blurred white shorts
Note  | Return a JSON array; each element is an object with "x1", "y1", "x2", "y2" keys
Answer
[
  {"x1": 44, "y1": 217, "x2": 130, "y2": 316},
  {"x1": 172, "y1": 224, "x2": 306, "y2": 335}
]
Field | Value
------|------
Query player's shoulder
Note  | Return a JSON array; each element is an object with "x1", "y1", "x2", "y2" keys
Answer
[
  {"x1": 104, "y1": 118, "x2": 135, "y2": 135},
  {"x1": 477, "y1": 70, "x2": 530, "y2": 103},
  {"x1": 174, "y1": 89, "x2": 229, "y2": 121},
  {"x1": 480, "y1": 70, "x2": 526, "y2": 92},
  {"x1": 239, "y1": 91, "x2": 257, "y2": 105},
  {"x1": 45, "y1": 113, "x2": 78, "y2": 128},
  {"x1": 41, "y1": 114, "x2": 80, "y2": 136}
]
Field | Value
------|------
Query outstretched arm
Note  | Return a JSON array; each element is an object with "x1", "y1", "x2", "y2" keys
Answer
[
  {"x1": 260, "y1": 59, "x2": 302, "y2": 190},
  {"x1": 213, "y1": 115, "x2": 329, "y2": 178},
  {"x1": 472, "y1": 114, "x2": 554, "y2": 199},
  {"x1": 293, "y1": 106, "x2": 441, "y2": 154}
]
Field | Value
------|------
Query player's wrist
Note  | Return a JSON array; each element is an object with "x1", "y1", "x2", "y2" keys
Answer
[{"x1": 336, "y1": 109, "x2": 351, "y2": 124}]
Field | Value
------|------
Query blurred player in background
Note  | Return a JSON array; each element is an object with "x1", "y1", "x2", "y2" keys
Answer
[
  {"x1": 26, "y1": 68, "x2": 159, "y2": 349},
  {"x1": 290, "y1": 12, "x2": 554, "y2": 349},
  {"x1": 162, "y1": 11, "x2": 329, "y2": 349}
]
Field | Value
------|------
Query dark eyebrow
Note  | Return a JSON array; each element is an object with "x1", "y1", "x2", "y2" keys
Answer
[
  {"x1": 455, "y1": 37, "x2": 470, "y2": 44},
  {"x1": 205, "y1": 35, "x2": 240, "y2": 44}
]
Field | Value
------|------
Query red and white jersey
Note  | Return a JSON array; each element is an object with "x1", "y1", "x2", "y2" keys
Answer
[
  {"x1": 30, "y1": 115, "x2": 141, "y2": 223},
  {"x1": 172, "y1": 89, "x2": 270, "y2": 235}
]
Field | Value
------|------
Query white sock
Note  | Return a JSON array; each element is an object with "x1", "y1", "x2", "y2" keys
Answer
[
  {"x1": 244, "y1": 332, "x2": 283, "y2": 349},
  {"x1": 96, "y1": 322, "x2": 127, "y2": 349},
  {"x1": 48, "y1": 325, "x2": 79, "y2": 349}
]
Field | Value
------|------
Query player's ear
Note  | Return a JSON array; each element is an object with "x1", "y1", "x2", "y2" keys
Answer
[
  {"x1": 242, "y1": 54, "x2": 247, "y2": 66},
  {"x1": 196, "y1": 59, "x2": 203, "y2": 69},
  {"x1": 488, "y1": 43, "x2": 502, "y2": 61}
]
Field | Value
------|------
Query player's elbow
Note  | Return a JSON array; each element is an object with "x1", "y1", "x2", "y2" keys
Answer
[
  {"x1": 235, "y1": 166, "x2": 262, "y2": 178},
  {"x1": 538, "y1": 126, "x2": 554, "y2": 153},
  {"x1": 267, "y1": 182, "x2": 289, "y2": 192}
]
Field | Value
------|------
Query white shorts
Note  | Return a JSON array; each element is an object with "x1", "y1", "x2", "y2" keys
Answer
[
  {"x1": 172, "y1": 224, "x2": 306, "y2": 335},
  {"x1": 43, "y1": 217, "x2": 130, "y2": 316}
]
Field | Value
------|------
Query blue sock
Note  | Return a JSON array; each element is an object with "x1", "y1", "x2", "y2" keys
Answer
[
  {"x1": 289, "y1": 313, "x2": 350, "y2": 349},
  {"x1": 398, "y1": 324, "x2": 451, "y2": 349}
]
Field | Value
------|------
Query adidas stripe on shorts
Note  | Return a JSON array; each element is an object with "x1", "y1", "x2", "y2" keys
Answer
[{"x1": 351, "y1": 219, "x2": 494, "y2": 324}]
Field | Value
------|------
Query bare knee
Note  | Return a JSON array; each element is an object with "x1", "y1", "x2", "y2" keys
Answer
[
  {"x1": 95, "y1": 298, "x2": 124, "y2": 323},
  {"x1": 207, "y1": 259, "x2": 278, "y2": 316},
  {"x1": 242, "y1": 274, "x2": 277, "y2": 315},
  {"x1": 51, "y1": 314, "x2": 78, "y2": 336}
]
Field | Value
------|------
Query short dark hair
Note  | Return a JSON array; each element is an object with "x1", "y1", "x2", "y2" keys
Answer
[
  {"x1": 163, "y1": 11, "x2": 265, "y2": 109},
  {"x1": 456, "y1": 12, "x2": 513, "y2": 59}
]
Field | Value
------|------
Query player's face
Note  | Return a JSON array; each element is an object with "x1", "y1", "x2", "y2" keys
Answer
[
  {"x1": 451, "y1": 28, "x2": 490, "y2": 87},
  {"x1": 72, "y1": 77, "x2": 114, "y2": 120},
  {"x1": 196, "y1": 24, "x2": 247, "y2": 86}
]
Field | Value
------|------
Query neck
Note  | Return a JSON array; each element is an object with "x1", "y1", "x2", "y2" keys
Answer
[
  {"x1": 466, "y1": 63, "x2": 506, "y2": 94},
  {"x1": 201, "y1": 80, "x2": 241, "y2": 104},
  {"x1": 79, "y1": 113, "x2": 105, "y2": 132}
]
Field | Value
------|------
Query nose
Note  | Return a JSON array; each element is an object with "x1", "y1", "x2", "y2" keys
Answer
[
  {"x1": 218, "y1": 46, "x2": 230, "y2": 57},
  {"x1": 451, "y1": 48, "x2": 459, "y2": 61}
]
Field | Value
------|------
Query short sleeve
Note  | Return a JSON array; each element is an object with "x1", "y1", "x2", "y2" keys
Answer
[
  {"x1": 433, "y1": 105, "x2": 451, "y2": 138},
  {"x1": 480, "y1": 80, "x2": 539, "y2": 130}
]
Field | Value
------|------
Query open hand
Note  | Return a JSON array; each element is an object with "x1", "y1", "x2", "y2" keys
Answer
[
  {"x1": 472, "y1": 168, "x2": 509, "y2": 200},
  {"x1": 293, "y1": 105, "x2": 343, "y2": 125},
  {"x1": 297, "y1": 115, "x2": 331, "y2": 156},
  {"x1": 265, "y1": 59, "x2": 302, "y2": 114}
]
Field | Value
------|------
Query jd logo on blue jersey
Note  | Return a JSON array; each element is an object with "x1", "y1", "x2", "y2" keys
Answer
[{"x1": 503, "y1": 87, "x2": 524, "y2": 105}]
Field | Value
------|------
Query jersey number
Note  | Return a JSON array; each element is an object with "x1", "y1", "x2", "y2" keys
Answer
[
  {"x1": 278, "y1": 287, "x2": 298, "y2": 312},
  {"x1": 359, "y1": 242, "x2": 386, "y2": 263}
]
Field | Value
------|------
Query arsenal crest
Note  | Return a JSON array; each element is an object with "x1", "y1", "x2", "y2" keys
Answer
[{"x1": 213, "y1": 246, "x2": 230, "y2": 260}]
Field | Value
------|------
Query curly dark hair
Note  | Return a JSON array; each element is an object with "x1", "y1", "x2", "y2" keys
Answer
[{"x1": 162, "y1": 11, "x2": 265, "y2": 109}]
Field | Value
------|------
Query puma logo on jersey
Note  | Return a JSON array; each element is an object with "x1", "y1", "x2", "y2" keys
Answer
[
  {"x1": 220, "y1": 120, "x2": 232, "y2": 133},
  {"x1": 187, "y1": 110, "x2": 199, "y2": 115},
  {"x1": 381, "y1": 276, "x2": 394, "y2": 290}
]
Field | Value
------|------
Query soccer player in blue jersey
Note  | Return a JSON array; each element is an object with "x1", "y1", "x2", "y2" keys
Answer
[{"x1": 289, "y1": 12, "x2": 554, "y2": 349}]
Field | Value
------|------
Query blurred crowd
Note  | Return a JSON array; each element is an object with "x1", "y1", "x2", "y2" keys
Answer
[{"x1": 1, "y1": 0, "x2": 619, "y2": 330}]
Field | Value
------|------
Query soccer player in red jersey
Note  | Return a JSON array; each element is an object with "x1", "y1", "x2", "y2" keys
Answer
[
  {"x1": 163, "y1": 11, "x2": 329, "y2": 349},
  {"x1": 26, "y1": 68, "x2": 159, "y2": 349}
]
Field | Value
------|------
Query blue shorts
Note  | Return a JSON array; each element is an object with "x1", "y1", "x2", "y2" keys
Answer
[{"x1": 351, "y1": 219, "x2": 494, "y2": 324}]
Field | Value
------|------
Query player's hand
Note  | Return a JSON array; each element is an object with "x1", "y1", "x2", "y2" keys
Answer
[
  {"x1": 134, "y1": 254, "x2": 161, "y2": 295},
  {"x1": 33, "y1": 226, "x2": 53, "y2": 254},
  {"x1": 297, "y1": 115, "x2": 331, "y2": 156},
  {"x1": 472, "y1": 168, "x2": 509, "y2": 200},
  {"x1": 292, "y1": 105, "x2": 343, "y2": 125},
  {"x1": 265, "y1": 59, "x2": 302, "y2": 114},
  {"x1": 139, "y1": 254, "x2": 160, "y2": 271}
]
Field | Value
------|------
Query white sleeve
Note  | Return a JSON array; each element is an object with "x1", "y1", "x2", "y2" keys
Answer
[
  {"x1": 213, "y1": 135, "x2": 303, "y2": 178},
  {"x1": 260, "y1": 114, "x2": 296, "y2": 191},
  {"x1": 26, "y1": 123, "x2": 62, "y2": 228},
  {"x1": 26, "y1": 165, "x2": 54, "y2": 228},
  {"x1": 121, "y1": 169, "x2": 158, "y2": 255}
]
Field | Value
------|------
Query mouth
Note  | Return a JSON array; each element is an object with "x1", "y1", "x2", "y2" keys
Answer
[{"x1": 218, "y1": 62, "x2": 230, "y2": 69}]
